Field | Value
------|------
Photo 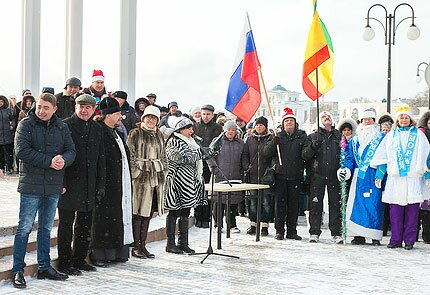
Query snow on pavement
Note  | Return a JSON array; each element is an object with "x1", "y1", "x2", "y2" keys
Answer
[
  {"x1": 1, "y1": 176, "x2": 430, "y2": 294},
  {"x1": 1, "y1": 215, "x2": 430, "y2": 294}
]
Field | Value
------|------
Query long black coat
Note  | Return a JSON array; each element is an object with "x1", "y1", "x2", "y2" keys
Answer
[
  {"x1": 91, "y1": 122, "x2": 131, "y2": 249},
  {"x1": 58, "y1": 114, "x2": 106, "y2": 212}
]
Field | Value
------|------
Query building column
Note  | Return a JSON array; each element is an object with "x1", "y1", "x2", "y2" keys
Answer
[
  {"x1": 119, "y1": 0, "x2": 137, "y2": 99},
  {"x1": 21, "y1": 0, "x2": 41, "y2": 94},
  {"x1": 65, "y1": 0, "x2": 83, "y2": 80}
]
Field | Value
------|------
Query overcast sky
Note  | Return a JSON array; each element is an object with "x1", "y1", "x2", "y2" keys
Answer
[{"x1": 0, "y1": 0, "x2": 429, "y2": 112}]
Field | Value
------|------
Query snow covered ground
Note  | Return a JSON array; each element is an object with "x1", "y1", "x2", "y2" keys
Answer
[{"x1": 1, "y1": 176, "x2": 430, "y2": 294}]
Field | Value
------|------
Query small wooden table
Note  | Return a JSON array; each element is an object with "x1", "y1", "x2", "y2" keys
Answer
[{"x1": 205, "y1": 183, "x2": 270, "y2": 249}]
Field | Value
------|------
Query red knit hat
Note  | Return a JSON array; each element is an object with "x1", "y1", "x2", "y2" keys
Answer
[
  {"x1": 282, "y1": 107, "x2": 296, "y2": 120},
  {"x1": 92, "y1": 69, "x2": 105, "y2": 82}
]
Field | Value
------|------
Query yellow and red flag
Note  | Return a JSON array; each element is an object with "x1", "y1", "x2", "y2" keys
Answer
[{"x1": 302, "y1": 0, "x2": 334, "y2": 101}]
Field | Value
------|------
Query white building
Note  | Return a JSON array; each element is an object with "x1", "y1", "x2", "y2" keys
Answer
[{"x1": 256, "y1": 85, "x2": 312, "y2": 128}]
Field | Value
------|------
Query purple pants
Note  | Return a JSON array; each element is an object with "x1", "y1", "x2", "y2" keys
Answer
[{"x1": 389, "y1": 203, "x2": 420, "y2": 245}]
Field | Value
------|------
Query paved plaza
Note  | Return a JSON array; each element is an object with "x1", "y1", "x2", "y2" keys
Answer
[{"x1": 1, "y1": 176, "x2": 430, "y2": 294}]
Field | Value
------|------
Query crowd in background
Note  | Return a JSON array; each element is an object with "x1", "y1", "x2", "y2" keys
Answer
[{"x1": 2, "y1": 69, "x2": 430, "y2": 290}]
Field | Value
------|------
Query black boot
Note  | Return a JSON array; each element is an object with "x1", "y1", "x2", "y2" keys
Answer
[
  {"x1": 165, "y1": 215, "x2": 183, "y2": 254},
  {"x1": 141, "y1": 217, "x2": 155, "y2": 258},
  {"x1": 351, "y1": 236, "x2": 366, "y2": 245},
  {"x1": 131, "y1": 215, "x2": 146, "y2": 258},
  {"x1": 422, "y1": 210, "x2": 430, "y2": 243},
  {"x1": 178, "y1": 216, "x2": 195, "y2": 254}
]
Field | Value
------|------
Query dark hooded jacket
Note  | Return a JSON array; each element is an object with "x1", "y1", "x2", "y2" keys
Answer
[{"x1": 0, "y1": 96, "x2": 14, "y2": 145}]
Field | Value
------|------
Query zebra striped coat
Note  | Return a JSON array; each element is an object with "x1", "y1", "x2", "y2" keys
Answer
[{"x1": 164, "y1": 134, "x2": 207, "y2": 210}]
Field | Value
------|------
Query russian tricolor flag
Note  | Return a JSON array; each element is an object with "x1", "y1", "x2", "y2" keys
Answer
[{"x1": 225, "y1": 16, "x2": 262, "y2": 123}]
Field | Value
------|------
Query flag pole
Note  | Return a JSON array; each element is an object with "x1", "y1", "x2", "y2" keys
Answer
[
  {"x1": 246, "y1": 13, "x2": 282, "y2": 166},
  {"x1": 259, "y1": 68, "x2": 282, "y2": 166},
  {"x1": 316, "y1": 67, "x2": 320, "y2": 129}
]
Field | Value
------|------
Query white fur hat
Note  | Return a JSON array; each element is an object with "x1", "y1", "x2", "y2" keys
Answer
[
  {"x1": 173, "y1": 117, "x2": 193, "y2": 131},
  {"x1": 141, "y1": 105, "x2": 160, "y2": 122},
  {"x1": 395, "y1": 104, "x2": 412, "y2": 119},
  {"x1": 360, "y1": 108, "x2": 377, "y2": 120},
  {"x1": 319, "y1": 111, "x2": 334, "y2": 128}
]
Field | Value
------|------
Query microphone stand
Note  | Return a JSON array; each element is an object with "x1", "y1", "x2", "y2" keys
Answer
[{"x1": 190, "y1": 144, "x2": 239, "y2": 263}]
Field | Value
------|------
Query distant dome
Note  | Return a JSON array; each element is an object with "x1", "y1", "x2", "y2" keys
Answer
[{"x1": 271, "y1": 85, "x2": 287, "y2": 92}]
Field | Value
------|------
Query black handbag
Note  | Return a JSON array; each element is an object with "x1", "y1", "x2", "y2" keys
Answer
[{"x1": 261, "y1": 165, "x2": 276, "y2": 187}]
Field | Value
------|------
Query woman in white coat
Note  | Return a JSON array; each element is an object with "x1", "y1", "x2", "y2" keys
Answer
[{"x1": 371, "y1": 105, "x2": 430, "y2": 250}]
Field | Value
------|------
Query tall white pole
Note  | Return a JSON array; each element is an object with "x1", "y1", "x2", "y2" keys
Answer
[
  {"x1": 119, "y1": 0, "x2": 137, "y2": 100},
  {"x1": 21, "y1": 0, "x2": 41, "y2": 95},
  {"x1": 65, "y1": 0, "x2": 83, "y2": 80}
]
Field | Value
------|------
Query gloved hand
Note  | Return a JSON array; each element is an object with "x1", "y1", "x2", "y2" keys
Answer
[
  {"x1": 201, "y1": 147, "x2": 214, "y2": 160},
  {"x1": 337, "y1": 168, "x2": 351, "y2": 181},
  {"x1": 311, "y1": 134, "x2": 323, "y2": 150},
  {"x1": 96, "y1": 188, "x2": 105, "y2": 202},
  {"x1": 272, "y1": 136, "x2": 280, "y2": 145},
  {"x1": 375, "y1": 178, "x2": 382, "y2": 189}
]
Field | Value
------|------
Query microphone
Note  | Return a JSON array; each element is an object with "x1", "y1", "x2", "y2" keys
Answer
[
  {"x1": 209, "y1": 132, "x2": 225, "y2": 153},
  {"x1": 192, "y1": 134, "x2": 203, "y2": 145}
]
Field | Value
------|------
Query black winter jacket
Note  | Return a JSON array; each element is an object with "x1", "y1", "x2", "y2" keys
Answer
[
  {"x1": 0, "y1": 96, "x2": 14, "y2": 145},
  {"x1": 15, "y1": 110, "x2": 76, "y2": 196},
  {"x1": 242, "y1": 130, "x2": 272, "y2": 183},
  {"x1": 120, "y1": 101, "x2": 139, "y2": 133},
  {"x1": 55, "y1": 92, "x2": 75, "y2": 119},
  {"x1": 301, "y1": 127, "x2": 341, "y2": 180},
  {"x1": 58, "y1": 114, "x2": 106, "y2": 212},
  {"x1": 264, "y1": 128, "x2": 307, "y2": 181},
  {"x1": 194, "y1": 119, "x2": 223, "y2": 147}
]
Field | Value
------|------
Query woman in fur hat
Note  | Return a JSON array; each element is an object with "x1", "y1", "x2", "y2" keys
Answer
[
  {"x1": 126, "y1": 106, "x2": 166, "y2": 259},
  {"x1": 337, "y1": 118, "x2": 358, "y2": 143},
  {"x1": 163, "y1": 117, "x2": 211, "y2": 254},
  {"x1": 371, "y1": 105, "x2": 430, "y2": 250}
]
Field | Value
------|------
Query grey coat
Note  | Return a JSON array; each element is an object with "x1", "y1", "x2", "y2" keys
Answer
[{"x1": 208, "y1": 135, "x2": 244, "y2": 204}]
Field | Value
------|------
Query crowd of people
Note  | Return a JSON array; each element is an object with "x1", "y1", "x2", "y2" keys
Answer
[{"x1": 1, "y1": 69, "x2": 430, "y2": 290}]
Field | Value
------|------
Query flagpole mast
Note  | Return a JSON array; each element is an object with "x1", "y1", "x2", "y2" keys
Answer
[
  {"x1": 246, "y1": 13, "x2": 282, "y2": 166},
  {"x1": 258, "y1": 68, "x2": 282, "y2": 166},
  {"x1": 316, "y1": 68, "x2": 320, "y2": 129}
]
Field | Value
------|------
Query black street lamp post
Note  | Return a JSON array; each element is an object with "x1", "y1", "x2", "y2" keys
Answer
[{"x1": 362, "y1": 3, "x2": 420, "y2": 113}]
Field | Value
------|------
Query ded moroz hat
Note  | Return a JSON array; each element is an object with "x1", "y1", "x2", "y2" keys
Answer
[
  {"x1": 92, "y1": 69, "x2": 105, "y2": 82},
  {"x1": 282, "y1": 107, "x2": 296, "y2": 121}
]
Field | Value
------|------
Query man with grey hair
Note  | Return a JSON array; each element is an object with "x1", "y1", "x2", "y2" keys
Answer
[{"x1": 57, "y1": 94, "x2": 106, "y2": 275}]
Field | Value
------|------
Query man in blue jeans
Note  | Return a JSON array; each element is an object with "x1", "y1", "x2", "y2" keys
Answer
[
  {"x1": 242, "y1": 116, "x2": 273, "y2": 236},
  {"x1": 12, "y1": 93, "x2": 76, "y2": 289}
]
